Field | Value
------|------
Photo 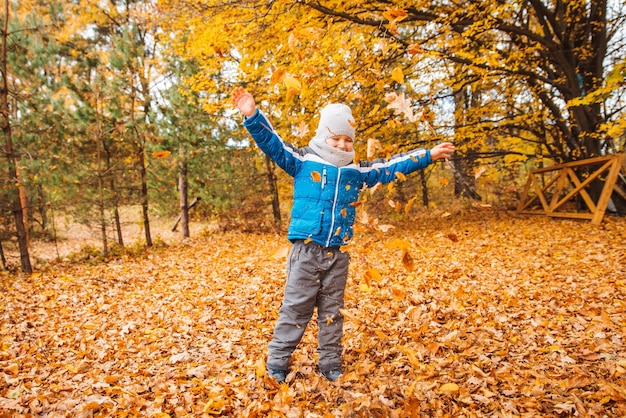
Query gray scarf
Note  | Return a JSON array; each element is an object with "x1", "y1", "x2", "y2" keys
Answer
[{"x1": 308, "y1": 136, "x2": 355, "y2": 167}]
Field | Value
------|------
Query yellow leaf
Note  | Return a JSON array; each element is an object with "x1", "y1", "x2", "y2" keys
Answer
[
  {"x1": 439, "y1": 383, "x2": 460, "y2": 394},
  {"x1": 359, "y1": 282, "x2": 372, "y2": 292},
  {"x1": 391, "y1": 66, "x2": 404, "y2": 84},
  {"x1": 256, "y1": 358, "x2": 266, "y2": 379},
  {"x1": 395, "y1": 171, "x2": 407, "y2": 181},
  {"x1": 440, "y1": 177, "x2": 449, "y2": 186},
  {"x1": 283, "y1": 74, "x2": 301, "y2": 92}
]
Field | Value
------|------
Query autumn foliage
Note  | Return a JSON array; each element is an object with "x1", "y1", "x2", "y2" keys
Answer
[{"x1": 2, "y1": 212, "x2": 626, "y2": 416}]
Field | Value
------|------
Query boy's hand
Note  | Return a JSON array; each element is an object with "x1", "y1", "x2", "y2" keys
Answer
[
  {"x1": 430, "y1": 142, "x2": 455, "y2": 161},
  {"x1": 232, "y1": 87, "x2": 257, "y2": 117}
]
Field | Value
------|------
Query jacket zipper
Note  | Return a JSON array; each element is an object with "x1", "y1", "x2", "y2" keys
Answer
[{"x1": 326, "y1": 168, "x2": 341, "y2": 247}]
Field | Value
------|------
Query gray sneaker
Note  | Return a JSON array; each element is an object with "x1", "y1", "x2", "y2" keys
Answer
[
  {"x1": 322, "y1": 369, "x2": 342, "y2": 382},
  {"x1": 267, "y1": 368, "x2": 287, "y2": 383}
]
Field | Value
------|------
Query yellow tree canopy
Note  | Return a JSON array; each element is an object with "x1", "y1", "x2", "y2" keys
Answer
[{"x1": 157, "y1": 0, "x2": 625, "y2": 163}]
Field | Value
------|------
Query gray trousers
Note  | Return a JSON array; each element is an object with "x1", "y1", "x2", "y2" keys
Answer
[{"x1": 266, "y1": 240, "x2": 350, "y2": 373}]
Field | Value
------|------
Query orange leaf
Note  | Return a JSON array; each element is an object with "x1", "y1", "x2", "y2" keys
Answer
[
  {"x1": 152, "y1": 151, "x2": 171, "y2": 158},
  {"x1": 407, "y1": 43, "x2": 424, "y2": 56},
  {"x1": 382, "y1": 8, "x2": 408, "y2": 24},
  {"x1": 385, "y1": 238, "x2": 411, "y2": 249},
  {"x1": 311, "y1": 171, "x2": 322, "y2": 182},
  {"x1": 402, "y1": 250, "x2": 415, "y2": 272},
  {"x1": 270, "y1": 69, "x2": 286, "y2": 87},
  {"x1": 395, "y1": 171, "x2": 407, "y2": 181},
  {"x1": 405, "y1": 197, "x2": 417, "y2": 213},
  {"x1": 365, "y1": 268, "x2": 382, "y2": 282}
]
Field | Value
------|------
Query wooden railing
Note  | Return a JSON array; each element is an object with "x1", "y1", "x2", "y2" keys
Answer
[{"x1": 517, "y1": 154, "x2": 625, "y2": 225}]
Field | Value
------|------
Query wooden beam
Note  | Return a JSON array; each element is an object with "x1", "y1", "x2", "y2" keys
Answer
[{"x1": 516, "y1": 155, "x2": 624, "y2": 225}]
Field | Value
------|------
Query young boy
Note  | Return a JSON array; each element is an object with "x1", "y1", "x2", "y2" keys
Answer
[{"x1": 232, "y1": 87, "x2": 454, "y2": 383}]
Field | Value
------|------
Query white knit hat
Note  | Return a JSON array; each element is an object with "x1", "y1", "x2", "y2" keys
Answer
[
  {"x1": 308, "y1": 103, "x2": 356, "y2": 167},
  {"x1": 312, "y1": 103, "x2": 355, "y2": 142}
]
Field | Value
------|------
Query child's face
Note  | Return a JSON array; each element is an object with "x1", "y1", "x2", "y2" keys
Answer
[{"x1": 325, "y1": 135, "x2": 354, "y2": 152}]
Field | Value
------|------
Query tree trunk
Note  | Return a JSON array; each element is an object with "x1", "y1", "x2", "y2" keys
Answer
[
  {"x1": 452, "y1": 158, "x2": 482, "y2": 200},
  {"x1": 104, "y1": 142, "x2": 124, "y2": 246},
  {"x1": 1, "y1": 0, "x2": 31, "y2": 273},
  {"x1": 178, "y1": 158, "x2": 190, "y2": 238},
  {"x1": 16, "y1": 166, "x2": 29, "y2": 245},
  {"x1": 0, "y1": 239, "x2": 6, "y2": 270},
  {"x1": 139, "y1": 148, "x2": 152, "y2": 246},
  {"x1": 265, "y1": 154, "x2": 281, "y2": 225},
  {"x1": 96, "y1": 135, "x2": 108, "y2": 257},
  {"x1": 36, "y1": 184, "x2": 48, "y2": 232}
]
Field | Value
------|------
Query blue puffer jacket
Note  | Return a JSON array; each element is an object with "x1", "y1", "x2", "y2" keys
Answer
[{"x1": 244, "y1": 109, "x2": 432, "y2": 247}]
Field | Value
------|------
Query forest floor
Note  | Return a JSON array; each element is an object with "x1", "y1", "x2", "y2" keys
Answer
[{"x1": 1, "y1": 209, "x2": 626, "y2": 417}]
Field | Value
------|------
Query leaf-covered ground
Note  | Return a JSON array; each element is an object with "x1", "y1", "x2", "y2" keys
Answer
[{"x1": 2, "y1": 212, "x2": 626, "y2": 417}]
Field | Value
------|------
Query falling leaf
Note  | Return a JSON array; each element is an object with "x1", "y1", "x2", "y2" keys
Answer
[
  {"x1": 382, "y1": 8, "x2": 408, "y2": 24},
  {"x1": 367, "y1": 138, "x2": 380, "y2": 158},
  {"x1": 474, "y1": 166, "x2": 487, "y2": 179},
  {"x1": 395, "y1": 172, "x2": 407, "y2": 181},
  {"x1": 270, "y1": 69, "x2": 286, "y2": 87},
  {"x1": 311, "y1": 171, "x2": 322, "y2": 182},
  {"x1": 365, "y1": 268, "x2": 382, "y2": 282},
  {"x1": 391, "y1": 66, "x2": 404, "y2": 84},
  {"x1": 283, "y1": 74, "x2": 301, "y2": 93},
  {"x1": 377, "y1": 224, "x2": 395, "y2": 232},
  {"x1": 340, "y1": 208, "x2": 347, "y2": 218},
  {"x1": 359, "y1": 282, "x2": 372, "y2": 292},
  {"x1": 407, "y1": 43, "x2": 424, "y2": 56},
  {"x1": 152, "y1": 151, "x2": 171, "y2": 158},
  {"x1": 446, "y1": 233, "x2": 459, "y2": 242},
  {"x1": 384, "y1": 92, "x2": 417, "y2": 122},
  {"x1": 402, "y1": 250, "x2": 415, "y2": 271},
  {"x1": 405, "y1": 197, "x2": 417, "y2": 213},
  {"x1": 296, "y1": 121, "x2": 309, "y2": 138}
]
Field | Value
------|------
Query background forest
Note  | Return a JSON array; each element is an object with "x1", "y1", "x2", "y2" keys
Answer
[{"x1": 1, "y1": 0, "x2": 626, "y2": 273}]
